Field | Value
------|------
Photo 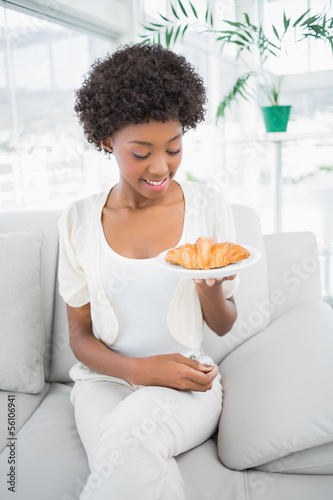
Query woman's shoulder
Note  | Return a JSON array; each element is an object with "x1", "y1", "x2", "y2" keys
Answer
[
  {"x1": 59, "y1": 186, "x2": 111, "y2": 230},
  {"x1": 62, "y1": 187, "x2": 110, "y2": 217}
]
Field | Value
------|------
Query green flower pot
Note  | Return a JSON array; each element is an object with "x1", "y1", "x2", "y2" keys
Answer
[{"x1": 261, "y1": 105, "x2": 291, "y2": 133}]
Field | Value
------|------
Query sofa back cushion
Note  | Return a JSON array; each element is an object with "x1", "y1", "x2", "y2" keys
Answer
[
  {"x1": 202, "y1": 204, "x2": 271, "y2": 364},
  {"x1": 0, "y1": 229, "x2": 45, "y2": 393},
  {"x1": 264, "y1": 231, "x2": 322, "y2": 320},
  {"x1": 49, "y1": 279, "x2": 77, "y2": 383},
  {"x1": 0, "y1": 211, "x2": 60, "y2": 382}
]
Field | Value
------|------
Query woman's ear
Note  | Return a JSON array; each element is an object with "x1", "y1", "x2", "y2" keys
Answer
[{"x1": 101, "y1": 138, "x2": 113, "y2": 153}]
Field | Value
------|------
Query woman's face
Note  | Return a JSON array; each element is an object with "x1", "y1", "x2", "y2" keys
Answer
[{"x1": 102, "y1": 119, "x2": 183, "y2": 203}]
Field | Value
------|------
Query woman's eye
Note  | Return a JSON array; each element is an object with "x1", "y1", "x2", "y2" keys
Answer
[
  {"x1": 132, "y1": 149, "x2": 180, "y2": 160},
  {"x1": 133, "y1": 153, "x2": 150, "y2": 160}
]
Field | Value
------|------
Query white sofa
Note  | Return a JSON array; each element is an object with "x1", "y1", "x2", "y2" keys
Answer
[{"x1": 1, "y1": 203, "x2": 333, "y2": 500}]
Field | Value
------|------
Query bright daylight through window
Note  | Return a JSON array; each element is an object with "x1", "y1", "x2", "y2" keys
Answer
[
  {"x1": 0, "y1": 5, "x2": 116, "y2": 211},
  {"x1": 0, "y1": 0, "x2": 332, "y2": 297}
]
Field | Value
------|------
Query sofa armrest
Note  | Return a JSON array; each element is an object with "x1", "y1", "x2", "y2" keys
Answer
[
  {"x1": 263, "y1": 231, "x2": 322, "y2": 320},
  {"x1": 218, "y1": 300, "x2": 333, "y2": 471}
]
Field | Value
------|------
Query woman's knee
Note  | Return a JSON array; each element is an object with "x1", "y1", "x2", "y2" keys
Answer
[{"x1": 93, "y1": 389, "x2": 181, "y2": 463}]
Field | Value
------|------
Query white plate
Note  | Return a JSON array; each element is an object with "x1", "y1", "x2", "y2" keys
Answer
[{"x1": 155, "y1": 244, "x2": 261, "y2": 279}]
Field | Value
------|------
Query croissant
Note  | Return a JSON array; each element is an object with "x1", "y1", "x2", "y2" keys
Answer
[{"x1": 165, "y1": 237, "x2": 250, "y2": 270}]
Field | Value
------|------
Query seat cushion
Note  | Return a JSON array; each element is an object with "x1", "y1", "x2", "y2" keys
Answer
[
  {"x1": 254, "y1": 440, "x2": 333, "y2": 475},
  {"x1": 218, "y1": 300, "x2": 333, "y2": 470},
  {"x1": 178, "y1": 436, "x2": 333, "y2": 500},
  {"x1": 244, "y1": 468, "x2": 333, "y2": 500},
  {"x1": 0, "y1": 383, "x2": 89, "y2": 500},
  {"x1": 0, "y1": 384, "x2": 50, "y2": 453},
  {"x1": 177, "y1": 437, "x2": 246, "y2": 500}
]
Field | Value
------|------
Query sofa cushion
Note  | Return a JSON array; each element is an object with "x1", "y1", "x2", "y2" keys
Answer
[
  {"x1": 218, "y1": 300, "x2": 333, "y2": 470},
  {"x1": 0, "y1": 229, "x2": 45, "y2": 393},
  {"x1": 203, "y1": 204, "x2": 271, "y2": 364},
  {"x1": 264, "y1": 231, "x2": 322, "y2": 321},
  {"x1": 177, "y1": 437, "x2": 246, "y2": 500},
  {"x1": 244, "y1": 468, "x2": 333, "y2": 500},
  {"x1": 0, "y1": 210, "x2": 61, "y2": 381},
  {"x1": 49, "y1": 282, "x2": 78, "y2": 383},
  {"x1": 254, "y1": 440, "x2": 333, "y2": 475},
  {"x1": 0, "y1": 384, "x2": 50, "y2": 453},
  {"x1": 0, "y1": 383, "x2": 90, "y2": 500}
]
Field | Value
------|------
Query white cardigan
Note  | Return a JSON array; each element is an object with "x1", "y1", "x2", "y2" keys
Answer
[{"x1": 58, "y1": 180, "x2": 239, "y2": 352}]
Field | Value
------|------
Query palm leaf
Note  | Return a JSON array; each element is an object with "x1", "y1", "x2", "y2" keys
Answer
[
  {"x1": 301, "y1": 15, "x2": 320, "y2": 26},
  {"x1": 283, "y1": 12, "x2": 290, "y2": 31},
  {"x1": 205, "y1": 5, "x2": 209, "y2": 23},
  {"x1": 170, "y1": 3, "x2": 180, "y2": 20},
  {"x1": 293, "y1": 9, "x2": 310, "y2": 27},
  {"x1": 189, "y1": 1, "x2": 198, "y2": 19},
  {"x1": 165, "y1": 26, "x2": 174, "y2": 47},
  {"x1": 158, "y1": 13, "x2": 172, "y2": 22},
  {"x1": 272, "y1": 25, "x2": 280, "y2": 40},
  {"x1": 224, "y1": 20, "x2": 244, "y2": 28},
  {"x1": 244, "y1": 29, "x2": 254, "y2": 40},
  {"x1": 148, "y1": 22, "x2": 165, "y2": 28},
  {"x1": 216, "y1": 72, "x2": 254, "y2": 121},
  {"x1": 244, "y1": 13, "x2": 250, "y2": 25},
  {"x1": 182, "y1": 22, "x2": 190, "y2": 36},
  {"x1": 177, "y1": 0, "x2": 188, "y2": 17},
  {"x1": 173, "y1": 24, "x2": 182, "y2": 44},
  {"x1": 142, "y1": 25, "x2": 159, "y2": 32}
]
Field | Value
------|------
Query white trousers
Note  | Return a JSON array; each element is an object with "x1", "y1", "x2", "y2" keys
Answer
[{"x1": 71, "y1": 351, "x2": 222, "y2": 500}]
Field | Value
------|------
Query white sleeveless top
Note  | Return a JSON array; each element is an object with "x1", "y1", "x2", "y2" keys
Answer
[
  {"x1": 58, "y1": 180, "x2": 240, "y2": 384},
  {"x1": 100, "y1": 228, "x2": 195, "y2": 358}
]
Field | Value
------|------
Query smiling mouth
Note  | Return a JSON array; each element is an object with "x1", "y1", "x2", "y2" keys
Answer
[{"x1": 144, "y1": 177, "x2": 168, "y2": 186}]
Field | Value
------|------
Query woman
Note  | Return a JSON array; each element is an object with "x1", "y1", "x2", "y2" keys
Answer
[{"x1": 58, "y1": 43, "x2": 238, "y2": 500}]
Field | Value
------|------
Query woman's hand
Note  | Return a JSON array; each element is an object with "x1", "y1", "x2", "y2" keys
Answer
[
  {"x1": 193, "y1": 274, "x2": 237, "y2": 288},
  {"x1": 131, "y1": 353, "x2": 217, "y2": 392},
  {"x1": 192, "y1": 274, "x2": 238, "y2": 336}
]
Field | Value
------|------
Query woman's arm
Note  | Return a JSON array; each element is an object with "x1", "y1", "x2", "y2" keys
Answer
[
  {"x1": 194, "y1": 275, "x2": 237, "y2": 336},
  {"x1": 67, "y1": 303, "x2": 138, "y2": 382},
  {"x1": 67, "y1": 303, "x2": 217, "y2": 392}
]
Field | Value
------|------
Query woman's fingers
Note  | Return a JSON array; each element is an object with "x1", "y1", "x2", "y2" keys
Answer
[
  {"x1": 187, "y1": 365, "x2": 218, "y2": 390},
  {"x1": 193, "y1": 277, "x2": 223, "y2": 287},
  {"x1": 181, "y1": 357, "x2": 218, "y2": 390},
  {"x1": 137, "y1": 353, "x2": 218, "y2": 392}
]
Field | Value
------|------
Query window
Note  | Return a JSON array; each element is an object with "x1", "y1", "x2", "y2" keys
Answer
[
  {"x1": 0, "y1": 6, "x2": 118, "y2": 211},
  {"x1": 263, "y1": 0, "x2": 333, "y2": 74}
]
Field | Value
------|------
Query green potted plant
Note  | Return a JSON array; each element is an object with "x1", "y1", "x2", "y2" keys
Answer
[{"x1": 141, "y1": 0, "x2": 333, "y2": 132}]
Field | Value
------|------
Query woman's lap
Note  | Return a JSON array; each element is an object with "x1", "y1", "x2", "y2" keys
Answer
[
  {"x1": 71, "y1": 377, "x2": 135, "y2": 468},
  {"x1": 71, "y1": 368, "x2": 222, "y2": 468},
  {"x1": 71, "y1": 357, "x2": 222, "y2": 499}
]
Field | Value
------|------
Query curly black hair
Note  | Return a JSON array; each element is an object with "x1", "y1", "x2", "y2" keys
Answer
[{"x1": 74, "y1": 43, "x2": 207, "y2": 151}]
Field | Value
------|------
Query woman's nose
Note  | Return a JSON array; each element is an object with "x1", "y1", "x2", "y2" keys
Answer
[{"x1": 148, "y1": 155, "x2": 169, "y2": 175}]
